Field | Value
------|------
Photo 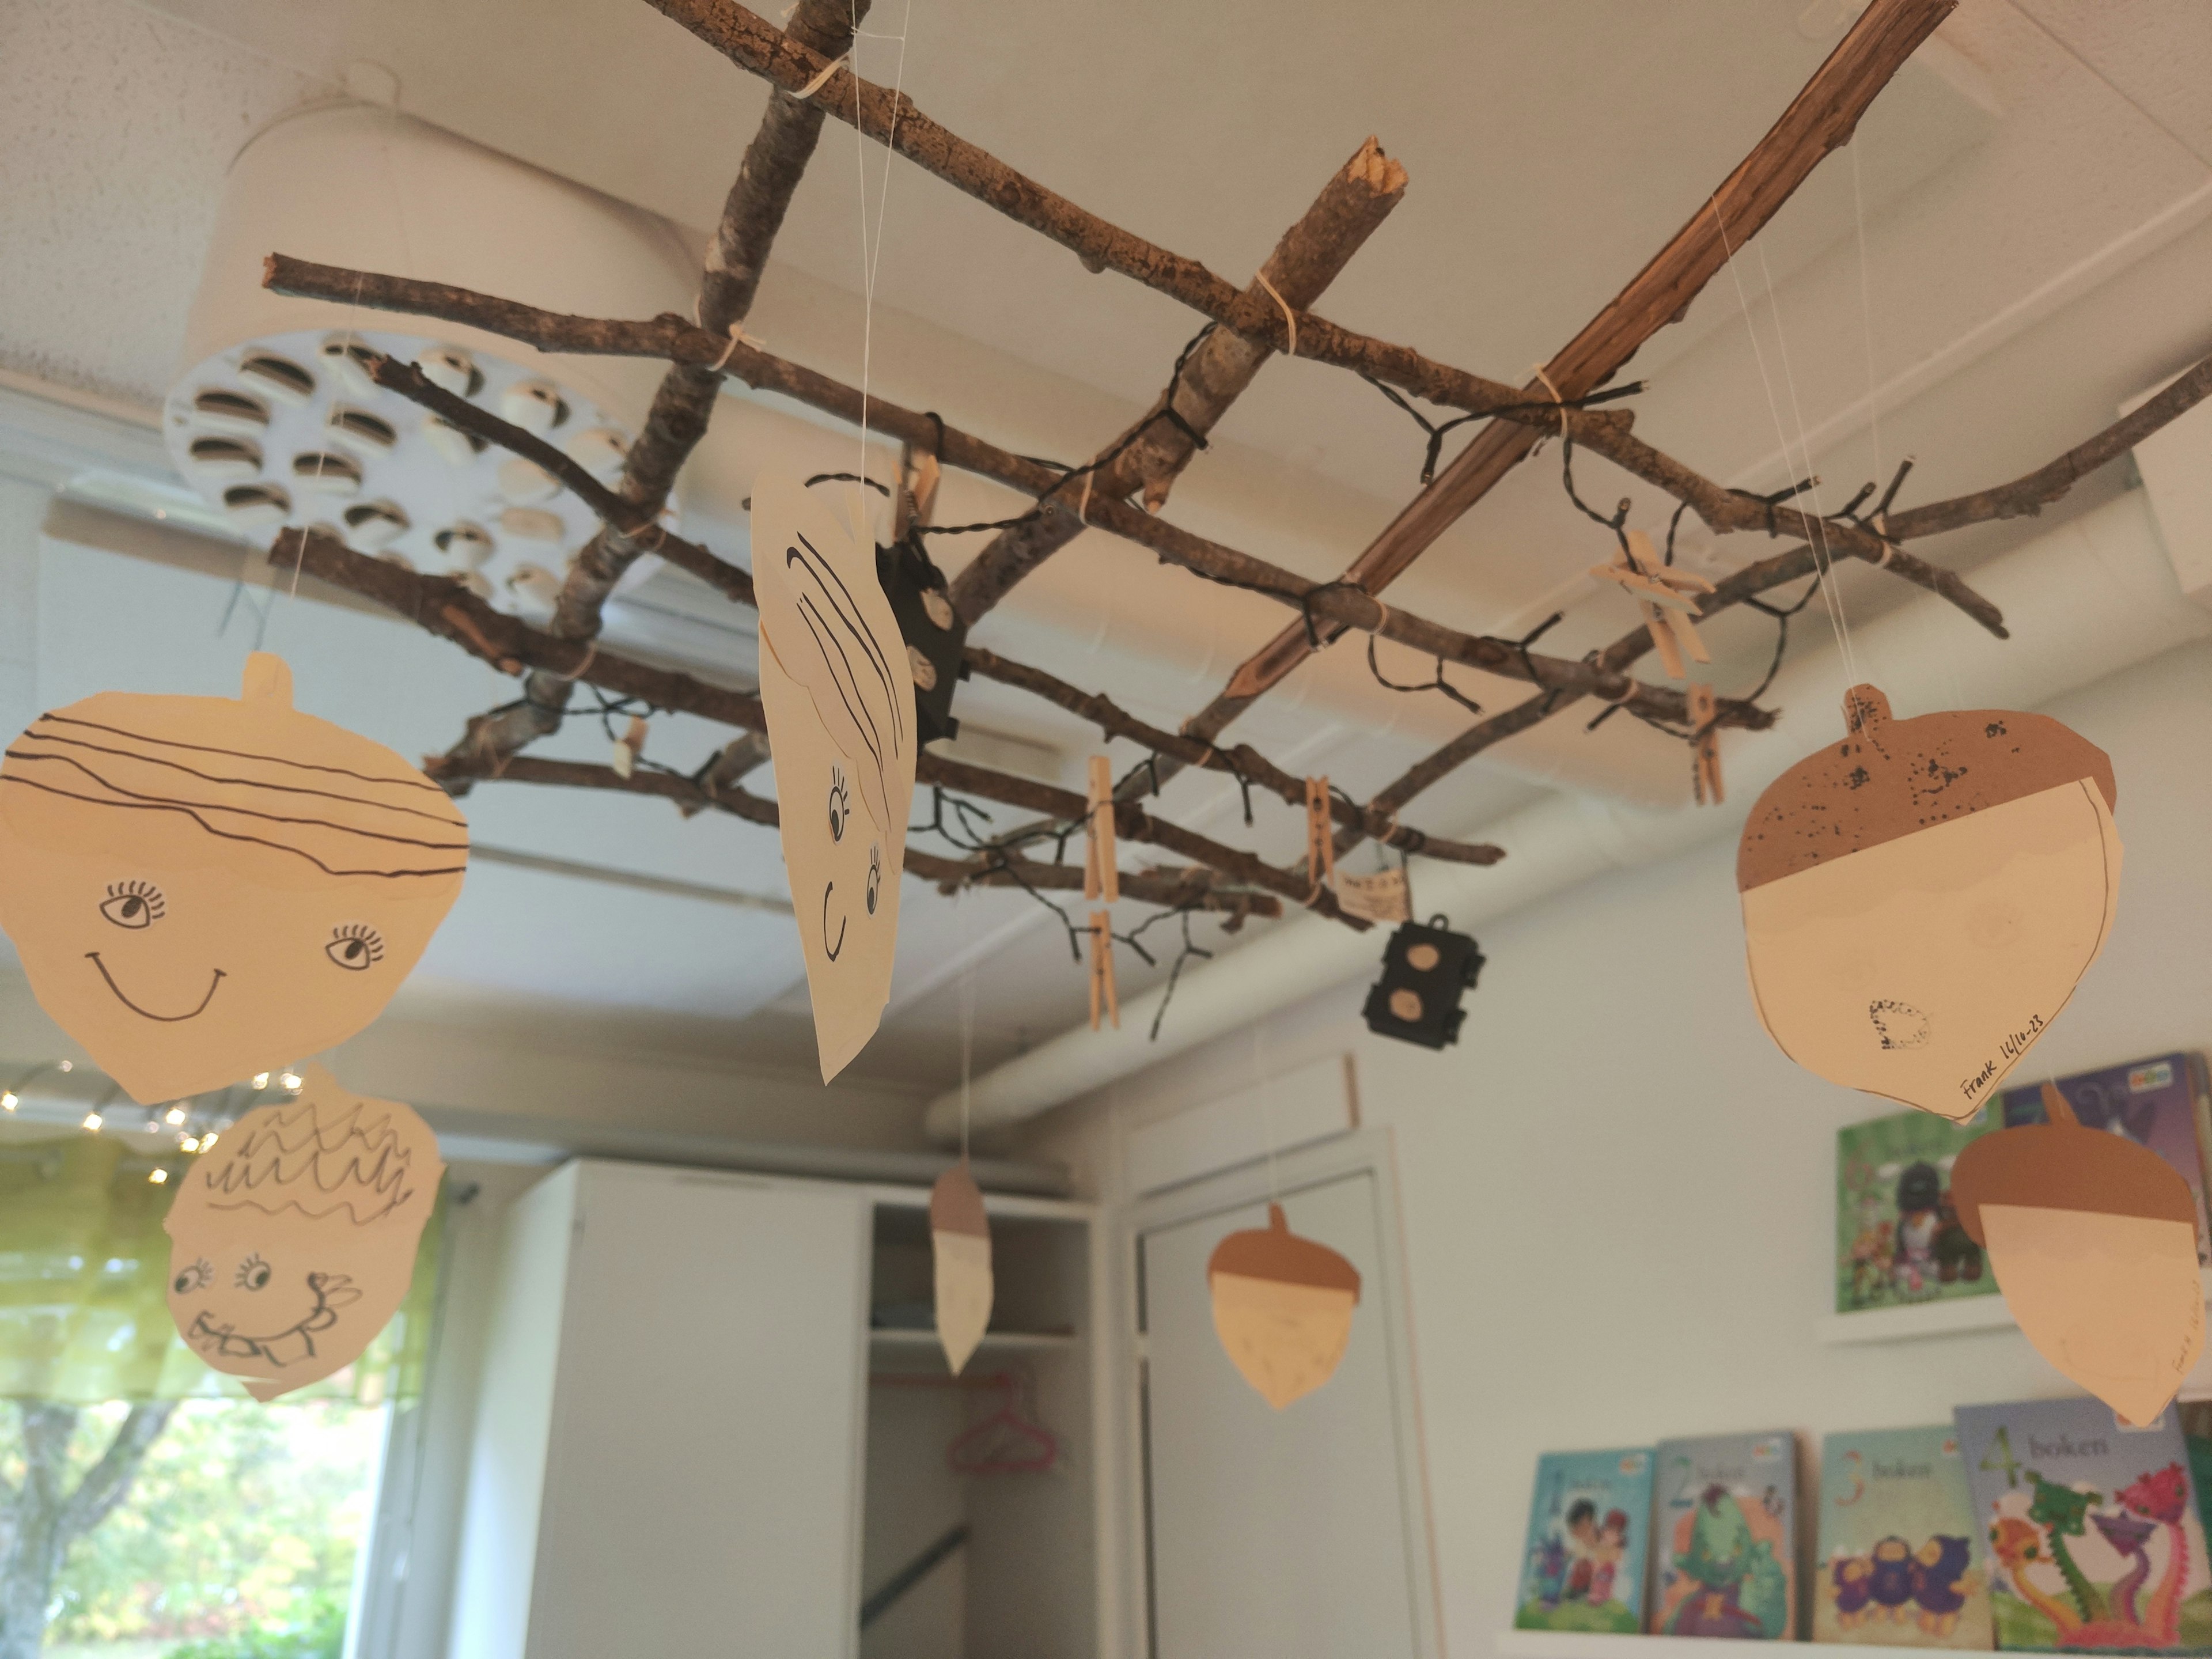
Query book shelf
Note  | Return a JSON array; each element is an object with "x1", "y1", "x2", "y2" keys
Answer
[
  {"x1": 1815, "y1": 1266, "x2": 2212, "y2": 1346},
  {"x1": 1497, "y1": 1631, "x2": 1976, "y2": 1659}
]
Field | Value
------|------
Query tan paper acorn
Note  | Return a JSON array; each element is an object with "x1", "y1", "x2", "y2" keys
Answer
[
  {"x1": 0, "y1": 654, "x2": 468, "y2": 1104},
  {"x1": 1737, "y1": 685, "x2": 2120, "y2": 1121},
  {"x1": 1207, "y1": 1203, "x2": 1361, "y2": 1410},
  {"x1": 1952, "y1": 1082, "x2": 2202, "y2": 1426},
  {"x1": 930, "y1": 1163, "x2": 992, "y2": 1376}
]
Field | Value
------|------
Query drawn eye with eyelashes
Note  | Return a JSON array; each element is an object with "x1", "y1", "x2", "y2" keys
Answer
[
  {"x1": 867, "y1": 845, "x2": 881, "y2": 915},
  {"x1": 172, "y1": 1258, "x2": 212, "y2": 1295},
  {"x1": 235, "y1": 1252, "x2": 272, "y2": 1291},
  {"x1": 325, "y1": 922, "x2": 385, "y2": 971},
  {"x1": 828, "y1": 766, "x2": 850, "y2": 843},
  {"x1": 99, "y1": 879, "x2": 165, "y2": 929}
]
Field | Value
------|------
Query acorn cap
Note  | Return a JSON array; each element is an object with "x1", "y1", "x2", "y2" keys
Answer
[
  {"x1": 1951, "y1": 1083, "x2": 2195, "y2": 1241},
  {"x1": 1737, "y1": 685, "x2": 2116, "y2": 892},
  {"x1": 1207, "y1": 1203, "x2": 1362, "y2": 1296},
  {"x1": 929, "y1": 1162, "x2": 989, "y2": 1238}
]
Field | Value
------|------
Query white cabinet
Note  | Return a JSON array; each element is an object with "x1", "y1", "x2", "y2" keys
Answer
[{"x1": 448, "y1": 1161, "x2": 1100, "y2": 1659}]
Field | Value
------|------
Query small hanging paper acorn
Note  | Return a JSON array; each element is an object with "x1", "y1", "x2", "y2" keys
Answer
[
  {"x1": 1207, "y1": 1203, "x2": 1361, "y2": 1410},
  {"x1": 1951, "y1": 1082, "x2": 2203, "y2": 1426},
  {"x1": 1737, "y1": 684, "x2": 2120, "y2": 1121},
  {"x1": 930, "y1": 1163, "x2": 993, "y2": 1376}
]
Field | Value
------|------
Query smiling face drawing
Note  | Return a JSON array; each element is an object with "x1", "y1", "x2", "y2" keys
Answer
[
  {"x1": 162, "y1": 1063, "x2": 442, "y2": 1401},
  {"x1": 0, "y1": 654, "x2": 467, "y2": 1104},
  {"x1": 750, "y1": 473, "x2": 915, "y2": 1082}
]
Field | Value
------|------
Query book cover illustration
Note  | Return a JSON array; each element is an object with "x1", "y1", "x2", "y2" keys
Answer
[
  {"x1": 2001, "y1": 1054, "x2": 2212, "y2": 1266},
  {"x1": 1955, "y1": 1396, "x2": 2212, "y2": 1652},
  {"x1": 1837, "y1": 1107, "x2": 1998, "y2": 1314},
  {"x1": 1650, "y1": 1431, "x2": 1798, "y2": 1638},
  {"x1": 1813, "y1": 1424, "x2": 1994, "y2": 1647},
  {"x1": 1514, "y1": 1447, "x2": 1655, "y2": 1632}
]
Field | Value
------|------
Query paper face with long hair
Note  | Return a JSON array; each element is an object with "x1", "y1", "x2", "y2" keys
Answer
[
  {"x1": 751, "y1": 472, "x2": 916, "y2": 1082},
  {"x1": 1952, "y1": 1084, "x2": 2203, "y2": 1426},
  {"x1": 1208, "y1": 1202, "x2": 1361, "y2": 1410},
  {"x1": 1737, "y1": 685, "x2": 2119, "y2": 1122},
  {"x1": 163, "y1": 1063, "x2": 443, "y2": 1400},
  {"x1": 931, "y1": 1163, "x2": 993, "y2": 1376},
  {"x1": 0, "y1": 654, "x2": 468, "y2": 1104}
]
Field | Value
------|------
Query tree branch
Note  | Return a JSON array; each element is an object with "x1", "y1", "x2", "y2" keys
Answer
[
  {"x1": 947, "y1": 135, "x2": 1408, "y2": 623},
  {"x1": 58, "y1": 1404, "x2": 177, "y2": 1541}
]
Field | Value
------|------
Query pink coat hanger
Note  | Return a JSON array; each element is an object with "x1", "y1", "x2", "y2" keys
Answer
[{"x1": 947, "y1": 1368, "x2": 1058, "y2": 1475}]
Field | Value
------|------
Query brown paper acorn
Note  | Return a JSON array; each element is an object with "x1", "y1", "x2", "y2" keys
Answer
[
  {"x1": 1952, "y1": 1082, "x2": 2203, "y2": 1426},
  {"x1": 1207, "y1": 1203, "x2": 1361, "y2": 1410},
  {"x1": 1737, "y1": 685, "x2": 2120, "y2": 1121},
  {"x1": 929, "y1": 1162, "x2": 992, "y2": 1376}
]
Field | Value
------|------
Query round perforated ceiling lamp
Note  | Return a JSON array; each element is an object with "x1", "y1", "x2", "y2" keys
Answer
[{"x1": 166, "y1": 104, "x2": 698, "y2": 612}]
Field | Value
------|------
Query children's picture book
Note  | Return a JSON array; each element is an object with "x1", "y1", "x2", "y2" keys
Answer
[
  {"x1": 1813, "y1": 1425, "x2": 1993, "y2": 1647},
  {"x1": 1837, "y1": 1107, "x2": 1999, "y2": 1314},
  {"x1": 2000, "y1": 1054, "x2": 2212, "y2": 1266},
  {"x1": 1650, "y1": 1431, "x2": 1798, "y2": 1638},
  {"x1": 1955, "y1": 1396, "x2": 2212, "y2": 1652},
  {"x1": 1514, "y1": 1448, "x2": 1655, "y2": 1633}
]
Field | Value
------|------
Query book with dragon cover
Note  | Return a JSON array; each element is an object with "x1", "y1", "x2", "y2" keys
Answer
[
  {"x1": 1514, "y1": 1448, "x2": 1656, "y2": 1632},
  {"x1": 1813, "y1": 1424, "x2": 1993, "y2": 1647},
  {"x1": 1649, "y1": 1431, "x2": 1798, "y2": 1638},
  {"x1": 1999, "y1": 1054, "x2": 2212, "y2": 1266},
  {"x1": 1955, "y1": 1396, "x2": 2212, "y2": 1652},
  {"x1": 1836, "y1": 1107, "x2": 2000, "y2": 1315}
]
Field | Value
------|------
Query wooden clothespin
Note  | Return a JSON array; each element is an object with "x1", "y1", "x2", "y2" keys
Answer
[
  {"x1": 611, "y1": 714, "x2": 649, "y2": 779},
  {"x1": 1590, "y1": 529, "x2": 1715, "y2": 681},
  {"x1": 893, "y1": 437, "x2": 942, "y2": 543},
  {"x1": 1084, "y1": 756, "x2": 1119, "y2": 904},
  {"x1": 1686, "y1": 682, "x2": 1724, "y2": 805},
  {"x1": 1087, "y1": 910, "x2": 1120, "y2": 1031},
  {"x1": 1304, "y1": 777, "x2": 1337, "y2": 898}
]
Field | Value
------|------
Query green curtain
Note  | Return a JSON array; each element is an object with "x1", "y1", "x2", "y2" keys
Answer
[{"x1": 0, "y1": 1132, "x2": 444, "y2": 1406}]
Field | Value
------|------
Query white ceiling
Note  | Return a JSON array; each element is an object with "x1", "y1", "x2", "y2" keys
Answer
[{"x1": 2, "y1": 0, "x2": 2210, "y2": 1108}]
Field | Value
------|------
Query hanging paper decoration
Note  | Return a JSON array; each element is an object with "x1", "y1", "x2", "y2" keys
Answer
[
  {"x1": 1951, "y1": 1082, "x2": 2202, "y2": 1426},
  {"x1": 162, "y1": 1062, "x2": 444, "y2": 1401},
  {"x1": 1738, "y1": 684, "x2": 2120, "y2": 1121},
  {"x1": 929, "y1": 1162, "x2": 993, "y2": 1376},
  {"x1": 1207, "y1": 1202, "x2": 1361, "y2": 1410},
  {"x1": 875, "y1": 536, "x2": 967, "y2": 746},
  {"x1": 0, "y1": 653, "x2": 468, "y2": 1105},
  {"x1": 1336, "y1": 866, "x2": 1411, "y2": 924},
  {"x1": 1362, "y1": 914, "x2": 1484, "y2": 1050},
  {"x1": 751, "y1": 471, "x2": 918, "y2": 1082}
]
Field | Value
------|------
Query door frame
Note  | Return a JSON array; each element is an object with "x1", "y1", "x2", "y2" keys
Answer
[{"x1": 1115, "y1": 1127, "x2": 1444, "y2": 1659}]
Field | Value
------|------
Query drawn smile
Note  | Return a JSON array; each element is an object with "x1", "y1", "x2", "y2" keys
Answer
[
  {"x1": 185, "y1": 1272, "x2": 357, "y2": 1366},
  {"x1": 821, "y1": 883, "x2": 846, "y2": 960},
  {"x1": 85, "y1": 953, "x2": 225, "y2": 1021}
]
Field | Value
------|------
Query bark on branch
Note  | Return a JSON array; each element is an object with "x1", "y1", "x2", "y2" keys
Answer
[{"x1": 947, "y1": 137, "x2": 1408, "y2": 623}]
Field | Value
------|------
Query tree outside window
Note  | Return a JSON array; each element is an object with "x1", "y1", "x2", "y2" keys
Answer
[{"x1": 0, "y1": 1130, "x2": 441, "y2": 1659}]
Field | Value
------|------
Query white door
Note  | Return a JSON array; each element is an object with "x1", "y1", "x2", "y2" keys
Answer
[
  {"x1": 533, "y1": 1164, "x2": 872, "y2": 1659},
  {"x1": 1138, "y1": 1165, "x2": 1430, "y2": 1659}
]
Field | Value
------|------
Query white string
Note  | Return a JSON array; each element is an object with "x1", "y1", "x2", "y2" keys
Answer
[
  {"x1": 1708, "y1": 198, "x2": 1859, "y2": 700},
  {"x1": 1847, "y1": 141, "x2": 1886, "y2": 510},
  {"x1": 1752, "y1": 238, "x2": 1863, "y2": 694},
  {"x1": 1252, "y1": 1023, "x2": 1281, "y2": 1206},
  {"x1": 958, "y1": 966, "x2": 974, "y2": 1165},
  {"x1": 850, "y1": 0, "x2": 916, "y2": 538}
]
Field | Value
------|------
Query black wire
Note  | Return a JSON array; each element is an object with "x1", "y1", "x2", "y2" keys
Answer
[
  {"x1": 805, "y1": 471, "x2": 891, "y2": 495},
  {"x1": 1361, "y1": 375, "x2": 1646, "y2": 486},
  {"x1": 916, "y1": 320, "x2": 1219, "y2": 543},
  {"x1": 1365, "y1": 633, "x2": 1484, "y2": 719}
]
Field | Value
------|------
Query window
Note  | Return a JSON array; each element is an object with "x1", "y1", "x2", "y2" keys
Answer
[{"x1": 0, "y1": 1128, "x2": 443, "y2": 1659}]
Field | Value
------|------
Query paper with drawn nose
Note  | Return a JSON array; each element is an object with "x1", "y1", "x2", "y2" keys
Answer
[{"x1": 751, "y1": 472, "x2": 916, "y2": 1084}]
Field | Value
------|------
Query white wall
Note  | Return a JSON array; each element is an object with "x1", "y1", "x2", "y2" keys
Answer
[{"x1": 1014, "y1": 637, "x2": 2212, "y2": 1659}]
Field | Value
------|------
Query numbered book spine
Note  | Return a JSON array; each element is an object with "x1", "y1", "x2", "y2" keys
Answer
[
  {"x1": 1514, "y1": 1449, "x2": 1655, "y2": 1633},
  {"x1": 1649, "y1": 1432, "x2": 1799, "y2": 1638},
  {"x1": 1955, "y1": 1397, "x2": 2212, "y2": 1652},
  {"x1": 1813, "y1": 1424, "x2": 1993, "y2": 1647}
]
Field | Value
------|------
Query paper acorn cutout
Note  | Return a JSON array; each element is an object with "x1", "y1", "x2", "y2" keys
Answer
[
  {"x1": 1207, "y1": 1203, "x2": 1362, "y2": 1410},
  {"x1": 0, "y1": 653, "x2": 468, "y2": 1104},
  {"x1": 163, "y1": 1063, "x2": 444, "y2": 1401},
  {"x1": 1952, "y1": 1082, "x2": 2203, "y2": 1426},
  {"x1": 930, "y1": 1163, "x2": 993, "y2": 1376},
  {"x1": 1737, "y1": 684, "x2": 2120, "y2": 1121}
]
